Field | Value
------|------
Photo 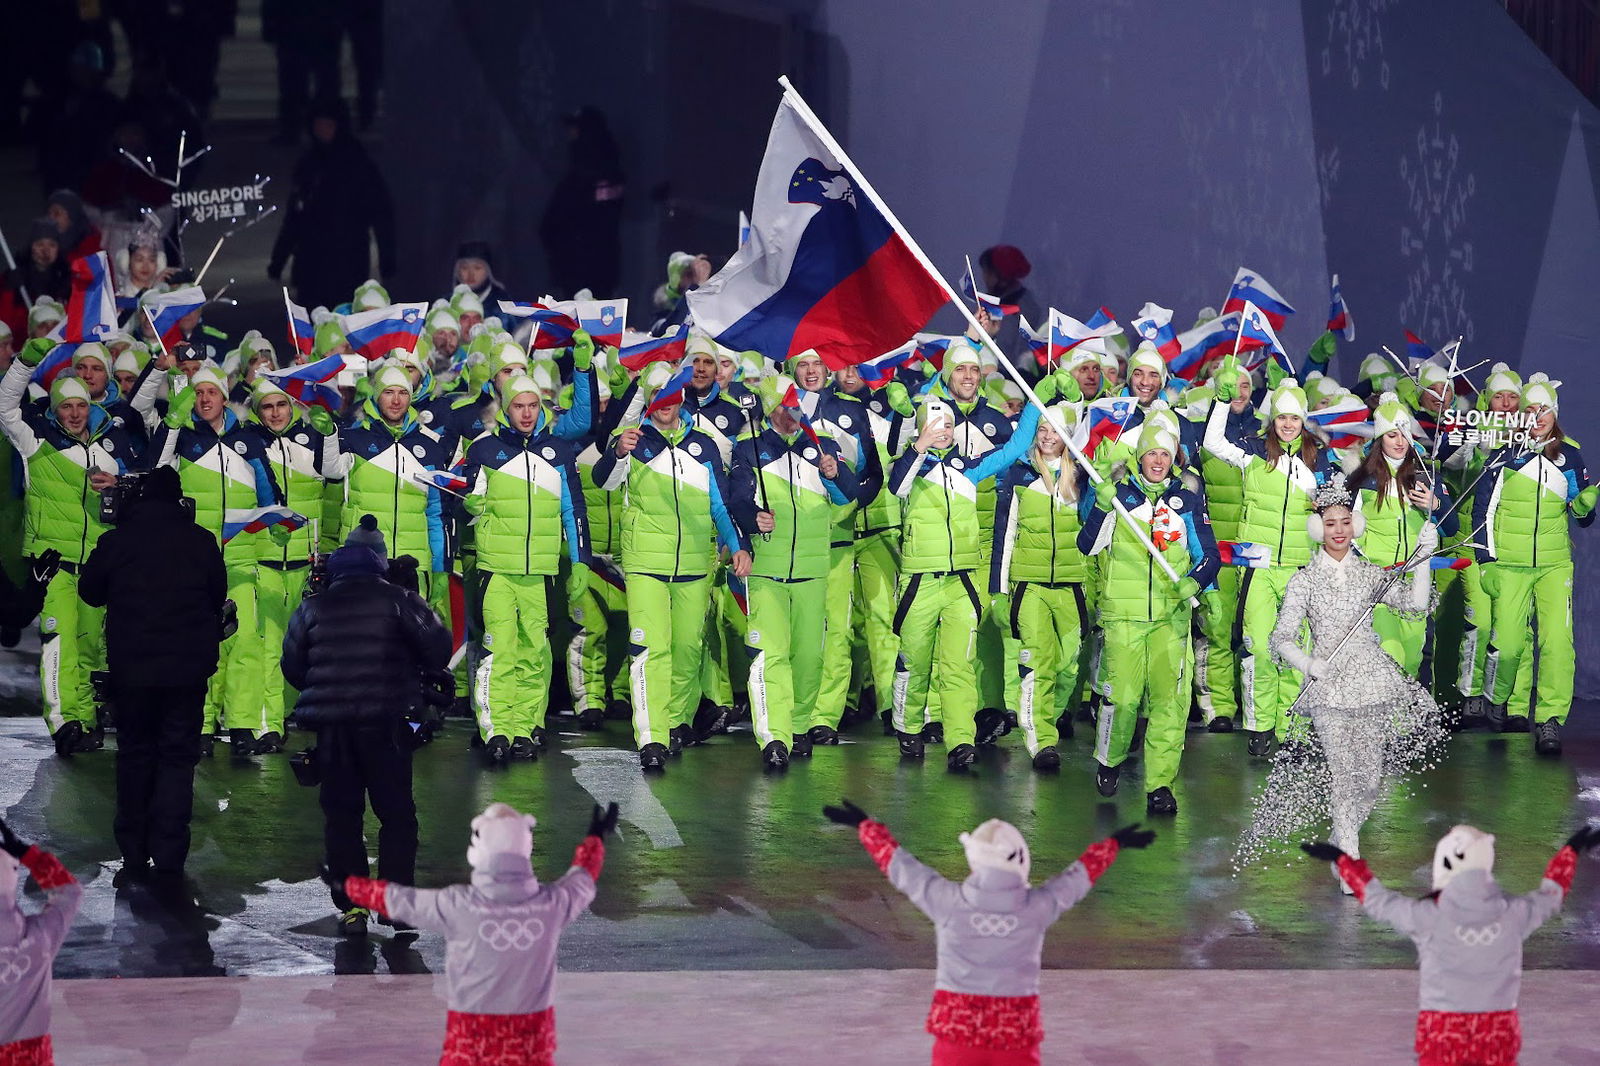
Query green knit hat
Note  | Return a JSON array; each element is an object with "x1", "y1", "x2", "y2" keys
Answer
[
  {"x1": 1267, "y1": 379, "x2": 1308, "y2": 419},
  {"x1": 1371, "y1": 391, "x2": 1414, "y2": 438}
]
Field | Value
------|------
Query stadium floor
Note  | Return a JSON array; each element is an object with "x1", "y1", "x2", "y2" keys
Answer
[{"x1": 3, "y1": 703, "x2": 1598, "y2": 980}]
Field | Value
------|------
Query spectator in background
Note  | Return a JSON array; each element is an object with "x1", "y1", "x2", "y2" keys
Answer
[
  {"x1": 33, "y1": 41, "x2": 120, "y2": 195},
  {"x1": 978, "y1": 244, "x2": 1043, "y2": 373},
  {"x1": 168, "y1": 0, "x2": 237, "y2": 121},
  {"x1": 450, "y1": 241, "x2": 511, "y2": 311},
  {"x1": 1, "y1": 222, "x2": 71, "y2": 337},
  {"x1": 121, "y1": 56, "x2": 206, "y2": 187},
  {"x1": 46, "y1": 190, "x2": 102, "y2": 262},
  {"x1": 264, "y1": 0, "x2": 339, "y2": 146},
  {"x1": 341, "y1": 0, "x2": 384, "y2": 131},
  {"x1": 269, "y1": 98, "x2": 395, "y2": 310},
  {"x1": 539, "y1": 107, "x2": 625, "y2": 300}
]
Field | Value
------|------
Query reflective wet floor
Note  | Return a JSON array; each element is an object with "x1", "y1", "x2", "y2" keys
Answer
[{"x1": 3, "y1": 705, "x2": 1598, "y2": 979}]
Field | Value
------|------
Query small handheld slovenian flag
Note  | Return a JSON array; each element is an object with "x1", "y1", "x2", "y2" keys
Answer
[
  {"x1": 53, "y1": 252, "x2": 116, "y2": 343},
  {"x1": 415, "y1": 467, "x2": 469, "y2": 495},
  {"x1": 143, "y1": 286, "x2": 208, "y2": 350},
  {"x1": 284, "y1": 289, "x2": 315, "y2": 357},
  {"x1": 1326, "y1": 274, "x2": 1354, "y2": 341},
  {"x1": 222, "y1": 506, "x2": 307, "y2": 544},
  {"x1": 645, "y1": 363, "x2": 696, "y2": 417},
  {"x1": 1237, "y1": 301, "x2": 1294, "y2": 377},
  {"x1": 1217, "y1": 540, "x2": 1272, "y2": 568},
  {"x1": 1131, "y1": 302, "x2": 1181, "y2": 360},
  {"x1": 1222, "y1": 267, "x2": 1295, "y2": 330},
  {"x1": 1305, "y1": 395, "x2": 1371, "y2": 450},
  {"x1": 341, "y1": 302, "x2": 428, "y2": 359},
  {"x1": 260, "y1": 354, "x2": 346, "y2": 412},
  {"x1": 1018, "y1": 317, "x2": 1050, "y2": 367},
  {"x1": 961, "y1": 256, "x2": 1019, "y2": 320},
  {"x1": 858, "y1": 341, "x2": 917, "y2": 389},
  {"x1": 619, "y1": 323, "x2": 690, "y2": 371}
]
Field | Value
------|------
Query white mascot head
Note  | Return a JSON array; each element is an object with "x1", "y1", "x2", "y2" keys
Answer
[
  {"x1": 1433, "y1": 824, "x2": 1495, "y2": 891},
  {"x1": 959, "y1": 819, "x2": 1030, "y2": 884},
  {"x1": 467, "y1": 802, "x2": 537, "y2": 874}
]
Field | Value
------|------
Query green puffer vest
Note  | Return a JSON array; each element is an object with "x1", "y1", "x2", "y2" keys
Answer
[
  {"x1": 1006, "y1": 471, "x2": 1088, "y2": 584},
  {"x1": 1200, "y1": 451, "x2": 1246, "y2": 543},
  {"x1": 619, "y1": 428, "x2": 719, "y2": 578},
  {"x1": 1355, "y1": 474, "x2": 1427, "y2": 568},
  {"x1": 1483, "y1": 448, "x2": 1579, "y2": 566},
  {"x1": 578, "y1": 443, "x2": 621, "y2": 557},
  {"x1": 1237, "y1": 449, "x2": 1319, "y2": 569},
  {"x1": 901, "y1": 452, "x2": 981, "y2": 574},
  {"x1": 1097, "y1": 482, "x2": 1194, "y2": 623},
  {"x1": 466, "y1": 434, "x2": 566, "y2": 577},
  {"x1": 855, "y1": 409, "x2": 901, "y2": 535},
  {"x1": 256, "y1": 421, "x2": 324, "y2": 564}
]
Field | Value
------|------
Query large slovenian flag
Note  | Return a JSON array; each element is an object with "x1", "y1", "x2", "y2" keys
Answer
[
  {"x1": 1327, "y1": 274, "x2": 1354, "y2": 341},
  {"x1": 1131, "y1": 302, "x2": 1181, "y2": 361},
  {"x1": 1218, "y1": 540, "x2": 1273, "y2": 568},
  {"x1": 912, "y1": 334, "x2": 955, "y2": 371},
  {"x1": 284, "y1": 289, "x2": 315, "y2": 357},
  {"x1": 143, "y1": 285, "x2": 207, "y2": 350},
  {"x1": 1404, "y1": 329, "x2": 1435, "y2": 364},
  {"x1": 222, "y1": 506, "x2": 307, "y2": 544},
  {"x1": 1222, "y1": 267, "x2": 1295, "y2": 330},
  {"x1": 1236, "y1": 301, "x2": 1295, "y2": 377},
  {"x1": 685, "y1": 98, "x2": 948, "y2": 370},
  {"x1": 619, "y1": 323, "x2": 690, "y2": 371},
  {"x1": 1305, "y1": 395, "x2": 1372, "y2": 449},
  {"x1": 341, "y1": 302, "x2": 427, "y2": 359},
  {"x1": 498, "y1": 301, "x2": 580, "y2": 350},
  {"x1": 52, "y1": 252, "x2": 116, "y2": 343},
  {"x1": 30, "y1": 346, "x2": 76, "y2": 390},
  {"x1": 260, "y1": 354, "x2": 346, "y2": 411},
  {"x1": 1074, "y1": 396, "x2": 1140, "y2": 457}
]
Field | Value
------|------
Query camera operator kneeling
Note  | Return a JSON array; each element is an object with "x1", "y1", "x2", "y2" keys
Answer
[{"x1": 282, "y1": 519, "x2": 451, "y2": 936}]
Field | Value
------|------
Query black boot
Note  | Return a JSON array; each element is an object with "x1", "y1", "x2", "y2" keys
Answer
[
  {"x1": 1246, "y1": 730, "x2": 1276, "y2": 759},
  {"x1": 692, "y1": 702, "x2": 731, "y2": 740},
  {"x1": 1032, "y1": 746, "x2": 1061, "y2": 772},
  {"x1": 531, "y1": 726, "x2": 548, "y2": 751},
  {"x1": 52, "y1": 720, "x2": 84, "y2": 758},
  {"x1": 946, "y1": 743, "x2": 977, "y2": 773},
  {"x1": 668, "y1": 724, "x2": 694, "y2": 754},
  {"x1": 338, "y1": 907, "x2": 369, "y2": 938},
  {"x1": 1146, "y1": 787, "x2": 1178, "y2": 815},
  {"x1": 920, "y1": 721, "x2": 944, "y2": 745},
  {"x1": 639, "y1": 743, "x2": 668, "y2": 771},
  {"x1": 606, "y1": 697, "x2": 632, "y2": 721},
  {"x1": 254, "y1": 731, "x2": 285, "y2": 754},
  {"x1": 762, "y1": 740, "x2": 789, "y2": 770},
  {"x1": 1534, "y1": 719, "x2": 1563, "y2": 756},
  {"x1": 485, "y1": 735, "x2": 511, "y2": 764},
  {"x1": 897, "y1": 731, "x2": 925, "y2": 759},
  {"x1": 1206, "y1": 716, "x2": 1234, "y2": 734},
  {"x1": 1054, "y1": 713, "x2": 1075, "y2": 739},
  {"x1": 229, "y1": 728, "x2": 257, "y2": 758},
  {"x1": 1095, "y1": 762, "x2": 1119, "y2": 797},
  {"x1": 578, "y1": 707, "x2": 606, "y2": 731},
  {"x1": 509, "y1": 736, "x2": 538, "y2": 760},
  {"x1": 1484, "y1": 700, "x2": 1508, "y2": 732},
  {"x1": 807, "y1": 724, "x2": 840, "y2": 745},
  {"x1": 880, "y1": 709, "x2": 896, "y2": 736},
  {"x1": 1503, "y1": 713, "x2": 1531, "y2": 734},
  {"x1": 790, "y1": 733, "x2": 814, "y2": 758},
  {"x1": 974, "y1": 708, "x2": 1009, "y2": 746}
]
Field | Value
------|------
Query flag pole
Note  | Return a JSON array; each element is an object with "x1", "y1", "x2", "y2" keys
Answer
[
  {"x1": 282, "y1": 287, "x2": 298, "y2": 357},
  {"x1": 192, "y1": 235, "x2": 226, "y2": 287},
  {"x1": 775, "y1": 76, "x2": 1191, "y2": 595}
]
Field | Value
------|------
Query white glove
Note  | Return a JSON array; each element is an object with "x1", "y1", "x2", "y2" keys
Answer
[
  {"x1": 1415, "y1": 521, "x2": 1439, "y2": 557},
  {"x1": 1306, "y1": 657, "x2": 1331, "y2": 680}
]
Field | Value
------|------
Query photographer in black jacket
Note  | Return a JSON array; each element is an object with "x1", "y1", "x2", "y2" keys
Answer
[
  {"x1": 281, "y1": 516, "x2": 450, "y2": 936},
  {"x1": 78, "y1": 467, "x2": 228, "y2": 892}
]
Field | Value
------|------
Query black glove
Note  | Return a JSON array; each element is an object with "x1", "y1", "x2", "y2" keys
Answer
[
  {"x1": 588, "y1": 802, "x2": 619, "y2": 838},
  {"x1": 1110, "y1": 824, "x2": 1156, "y2": 850},
  {"x1": 1564, "y1": 824, "x2": 1600, "y2": 854},
  {"x1": 1300, "y1": 841, "x2": 1347, "y2": 863},
  {"x1": 822, "y1": 799, "x2": 869, "y2": 827},
  {"x1": 0, "y1": 817, "x2": 28, "y2": 859},
  {"x1": 29, "y1": 549, "x2": 61, "y2": 587},
  {"x1": 316, "y1": 863, "x2": 342, "y2": 890}
]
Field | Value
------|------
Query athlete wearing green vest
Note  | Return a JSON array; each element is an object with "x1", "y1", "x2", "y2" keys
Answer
[
  {"x1": 591, "y1": 363, "x2": 751, "y2": 772},
  {"x1": 1079, "y1": 429, "x2": 1217, "y2": 813},
  {"x1": 1195, "y1": 363, "x2": 1256, "y2": 731},
  {"x1": 888, "y1": 391, "x2": 1038, "y2": 772},
  {"x1": 0, "y1": 340, "x2": 135, "y2": 752},
  {"x1": 1349, "y1": 392, "x2": 1454, "y2": 679},
  {"x1": 990, "y1": 401, "x2": 1091, "y2": 771},
  {"x1": 1473, "y1": 374, "x2": 1596, "y2": 756},
  {"x1": 248, "y1": 378, "x2": 342, "y2": 750},
  {"x1": 462, "y1": 374, "x2": 591, "y2": 762},
  {"x1": 149, "y1": 366, "x2": 283, "y2": 753},
  {"x1": 569, "y1": 431, "x2": 628, "y2": 731},
  {"x1": 728, "y1": 375, "x2": 859, "y2": 769},
  {"x1": 1204, "y1": 357, "x2": 1332, "y2": 757}
]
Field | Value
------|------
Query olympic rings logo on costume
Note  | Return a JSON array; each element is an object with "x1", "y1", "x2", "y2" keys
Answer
[
  {"x1": 1453, "y1": 922, "x2": 1502, "y2": 947},
  {"x1": 969, "y1": 912, "x2": 1018, "y2": 937},
  {"x1": 478, "y1": 917, "x2": 546, "y2": 951},
  {"x1": 0, "y1": 946, "x2": 34, "y2": 985}
]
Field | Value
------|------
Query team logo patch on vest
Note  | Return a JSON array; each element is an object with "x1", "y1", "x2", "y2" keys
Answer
[
  {"x1": 234, "y1": 441, "x2": 248, "y2": 454},
  {"x1": 687, "y1": 442, "x2": 702, "y2": 457},
  {"x1": 295, "y1": 433, "x2": 309, "y2": 445},
  {"x1": 103, "y1": 439, "x2": 116, "y2": 452},
  {"x1": 714, "y1": 415, "x2": 729, "y2": 430},
  {"x1": 413, "y1": 444, "x2": 427, "y2": 458},
  {"x1": 630, "y1": 627, "x2": 644, "y2": 642},
  {"x1": 542, "y1": 447, "x2": 556, "y2": 459},
  {"x1": 838, "y1": 414, "x2": 852, "y2": 429},
  {"x1": 420, "y1": 410, "x2": 434, "y2": 423},
  {"x1": 803, "y1": 448, "x2": 817, "y2": 461}
]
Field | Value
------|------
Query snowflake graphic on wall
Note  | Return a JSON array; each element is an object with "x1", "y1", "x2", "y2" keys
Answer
[
  {"x1": 1398, "y1": 91, "x2": 1476, "y2": 343},
  {"x1": 1321, "y1": 0, "x2": 1400, "y2": 91}
]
